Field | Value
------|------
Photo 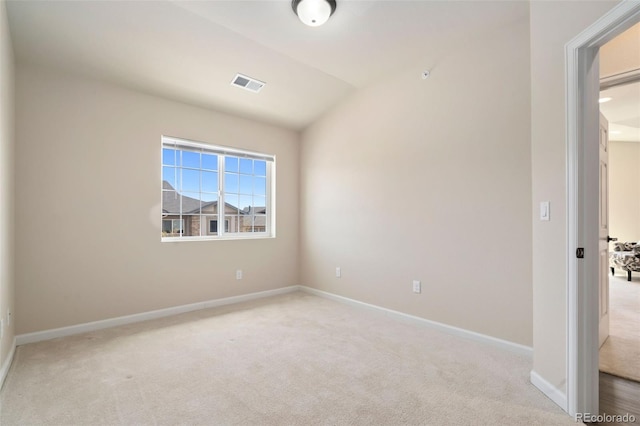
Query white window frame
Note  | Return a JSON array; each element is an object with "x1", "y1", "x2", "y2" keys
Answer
[{"x1": 161, "y1": 136, "x2": 275, "y2": 242}]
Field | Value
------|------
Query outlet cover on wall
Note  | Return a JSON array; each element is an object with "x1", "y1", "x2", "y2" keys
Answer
[
  {"x1": 335, "y1": 267, "x2": 341, "y2": 278},
  {"x1": 236, "y1": 269, "x2": 243, "y2": 280},
  {"x1": 413, "y1": 280, "x2": 421, "y2": 294}
]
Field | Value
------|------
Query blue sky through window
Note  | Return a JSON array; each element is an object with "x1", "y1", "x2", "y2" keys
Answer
[{"x1": 162, "y1": 148, "x2": 267, "y2": 210}]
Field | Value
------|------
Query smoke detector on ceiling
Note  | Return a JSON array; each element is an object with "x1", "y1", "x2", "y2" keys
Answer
[{"x1": 231, "y1": 73, "x2": 265, "y2": 93}]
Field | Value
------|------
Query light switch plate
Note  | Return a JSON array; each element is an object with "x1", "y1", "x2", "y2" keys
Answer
[{"x1": 540, "y1": 201, "x2": 550, "y2": 221}]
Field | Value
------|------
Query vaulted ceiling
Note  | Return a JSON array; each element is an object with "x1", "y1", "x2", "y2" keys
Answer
[{"x1": 6, "y1": 0, "x2": 528, "y2": 130}]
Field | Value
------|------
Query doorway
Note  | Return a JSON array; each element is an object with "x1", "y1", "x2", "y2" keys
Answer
[
  {"x1": 566, "y1": 1, "x2": 640, "y2": 417},
  {"x1": 599, "y1": 76, "x2": 640, "y2": 383}
]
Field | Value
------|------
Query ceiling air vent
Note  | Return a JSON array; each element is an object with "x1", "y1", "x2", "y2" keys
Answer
[{"x1": 231, "y1": 73, "x2": 265, "y2": 93}]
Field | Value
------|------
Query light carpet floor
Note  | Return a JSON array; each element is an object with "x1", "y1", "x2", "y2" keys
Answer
[
  {"x1": 600, "y1": 274, "x2": 640, "y2": 382},
  {"x1": 1, "y1": 292, "x2": 574, "y2": 425}
]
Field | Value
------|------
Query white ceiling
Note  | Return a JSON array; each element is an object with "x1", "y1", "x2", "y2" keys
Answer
[
  {"x1": 6, "y1": 0, "x2": 528, "y2": 130},
  {"x1": 600, "y1": 81, "x2": 640, "y2": 143}
]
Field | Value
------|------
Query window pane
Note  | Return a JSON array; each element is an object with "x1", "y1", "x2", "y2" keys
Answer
[
  {"x1": 206, "y1": 215, "x2": 218, "y2": 235},
  {"x1": 239, "y1": 195, "x2": 252, "y2": 213},
  {"x1": 240, "y1": 158, "x2": 253, "y2": 174},
  {"x1": 162, "y1": 219, "x2": 173, "y2": 234},
  {"x1": 254, "y1": 214, "x2": 266, "y2": 232},
  {"x1": 202, "y1": 154, "x2": 217, "y2": 171},
  {"x1": 239, "y1": 175, "x2": 253, "y2": 195},
  {"x1": 162, "y1": 148, "x2": 176, "y2": 166},
  {"x1": 225, "y1": 156, "x2": 239, "y2": 173},
  {"x1": 225, "y1": 194, "x2": 239, "y2": 211},
  {"x1": 201, "y1": 193, "x2": 217, "y2": 204},
  {"x1": 182, "y1": 169, "x2": 200, "y2": 193},
  {"x1": 162, "y1": 191, "x2": 180, "y2": 214},
  {"x1": 227, "y1": 216, "x2": 239, "y2": 233},
  {"x1": 162, "y1": 218, "x2": 182, "y2": 238},
  {"x1": 254, "y1": 177, "x2": 266, "y2": 196},
  {"x1": 224, "y1": 173, "x2": 239, "y2": 193},
  {"x1": 240, "y1": 215, "x2": 253, "y2": 233},
  {"x1": 202, "y1": 215, "x2": 230, "y2": 234},
  {"x1": 182, "y1": 215, "x2": 201, "y2": 237},
  {"x1": 201, "y1": 196, "x2": 218, "y2": 214},
  {"x1": 162, "y1": 166, "x2": 179, "y2": 190},
  {"x1": 254, "y1": 160, "x2": 267, "y2": 177},
  {"x1": 202, "y1": 171, "x2": 218, "y2": 193},
  {"x1": 253, "y1": 195, "x2": 266, "y2": 210},
  {"x1": 182, "y1": 151, "x2": 200, "y2": 169},
  {"x1": 182, "y1": 192, "x2": 201, "y2": 214}
]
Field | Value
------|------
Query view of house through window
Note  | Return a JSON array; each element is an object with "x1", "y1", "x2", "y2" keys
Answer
[{"x1": 161, "y1": 137, "x2": 273, "y2": 240}]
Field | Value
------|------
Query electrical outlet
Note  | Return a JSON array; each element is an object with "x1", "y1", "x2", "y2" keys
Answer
[
  {"x1": 335, "y1": 267, "x2": 341, "y2": 278},
  {"x1": 236, "y1": 269, "x2": 243, "y2": 280},
  {"x1": 413, "y1": 280, "x2": 421, "y2": 294}
]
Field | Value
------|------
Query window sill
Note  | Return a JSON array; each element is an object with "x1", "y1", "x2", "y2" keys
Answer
[{"x1": 161, "y1": 234, "x2": 275, "y2": 243}]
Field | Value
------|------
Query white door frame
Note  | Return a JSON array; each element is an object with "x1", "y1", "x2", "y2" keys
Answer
[{"x1": 566, "y1": 1, "x2": 640, "y2": 417}]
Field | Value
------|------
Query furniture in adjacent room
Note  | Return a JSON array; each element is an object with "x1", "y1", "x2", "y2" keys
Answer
[{"x1": 610, "y1": 241, "x2": 640, "y2": 281}]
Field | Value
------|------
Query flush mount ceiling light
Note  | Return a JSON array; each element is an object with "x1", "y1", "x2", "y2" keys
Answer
[{"x1": 292, "y1": 0, "x2": 336, "y2": 27}]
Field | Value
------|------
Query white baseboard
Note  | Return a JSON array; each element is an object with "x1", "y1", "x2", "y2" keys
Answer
[
  {"x1": 16, "y1": 286, "x2": 300, "y2": 346},
  {"x1": 530, "y1": 370, "x2": 568, "y2": 412},
  {"x1": 0, "y1": 337, "x2": 16, "y2": 390},
  {"x1": 15, "y1": 284, "x2": 533, "y2": 359},
  {"x1": 299, "y1": 286, "x2": 533, "y2": 357}
]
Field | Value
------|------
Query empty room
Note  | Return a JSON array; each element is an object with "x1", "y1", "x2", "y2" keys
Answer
[{"x1": 0, "y1": 1, "x2": 639, "y2": 424}]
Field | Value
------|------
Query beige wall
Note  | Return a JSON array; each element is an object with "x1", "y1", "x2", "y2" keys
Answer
[
  {"x1": 609, "y1": 141, "x2": 640, "y2": 243},
  {"x1": 529, "y1": 0, "x2": 619, "y2": 396},
  {"x1": 600, "y1": 22, "x2": 640, "y2": 78},
  {"x1": 14, "y1": 64, "x2": 300, "y2": 334},
  {"x1": 0, "y1": 0, "x2": 15, "y2": 369},
  {"x1": 301, "y1": 17, "x2": 533, "y2": 346}
]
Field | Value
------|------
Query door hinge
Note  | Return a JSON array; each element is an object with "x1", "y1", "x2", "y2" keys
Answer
[{"x1": 576, "y1": 248, "x2": 584, "y2": 259}]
